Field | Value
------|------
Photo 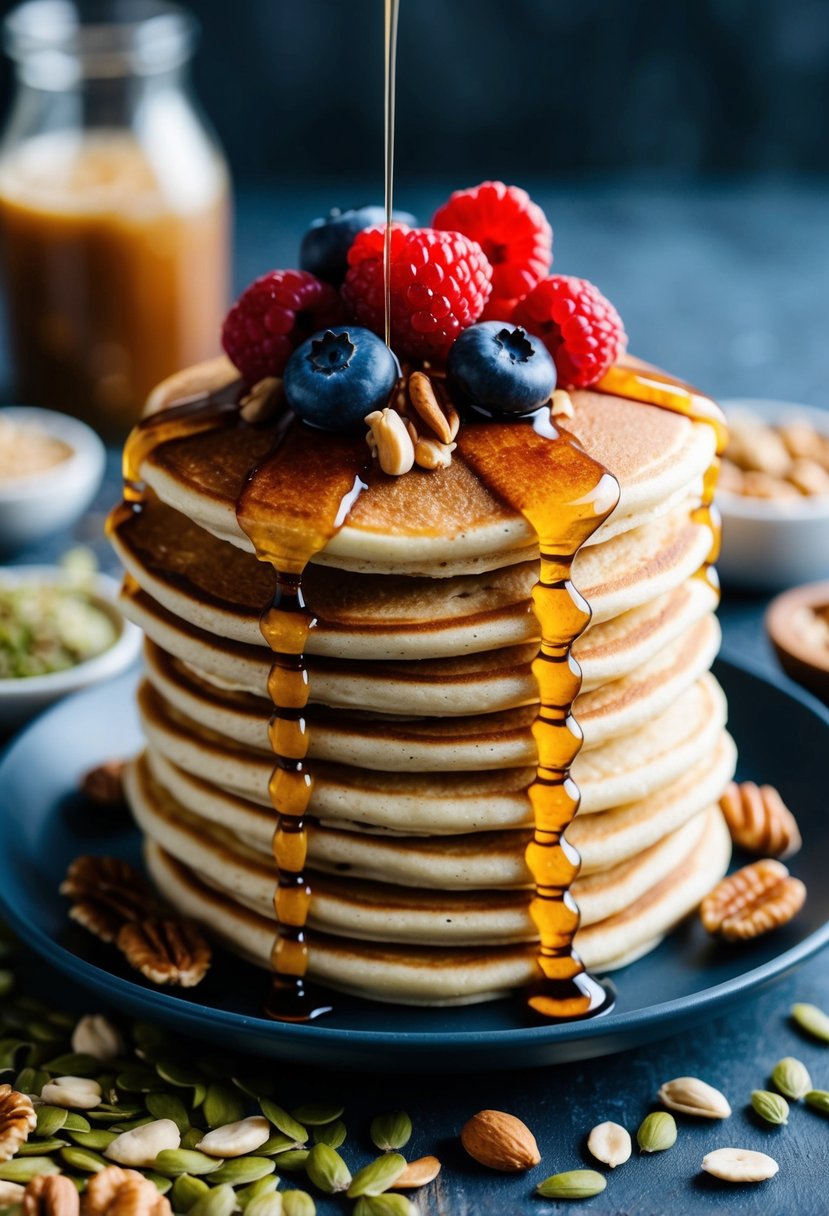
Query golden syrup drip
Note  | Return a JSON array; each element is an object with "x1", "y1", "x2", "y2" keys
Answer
[
  {"x1": 236, "y1": 422, "x2": 369, "y2": 1023},
  {"x1": 383, "y1": 0, "x2": 400, "y2": 348},
  {"x1": 457, "y1": 413, "x2": 620, "y2": 1020},
  {"x1": 594, "y1": 362, "x2": 727, "y2": 598}
]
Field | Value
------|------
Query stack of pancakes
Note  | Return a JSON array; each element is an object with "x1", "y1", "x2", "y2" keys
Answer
[{"x1": 113, "y1": 360, "x2": 735, "y2": 1005}]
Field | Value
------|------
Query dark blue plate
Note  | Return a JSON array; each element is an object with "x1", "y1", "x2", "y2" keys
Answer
[{"x1": 0, "y1": 656, "x2": 826, "y2": 1071}]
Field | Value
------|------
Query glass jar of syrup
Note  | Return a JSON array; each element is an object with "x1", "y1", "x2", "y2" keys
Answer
[{"x1": 0, "y1": 0, "x2": 231, "y2": 437}]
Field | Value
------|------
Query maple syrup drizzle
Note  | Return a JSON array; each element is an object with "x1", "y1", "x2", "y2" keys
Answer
[
  {"x1": 236, "y1": 423, "x2": 369, "y2": 1023},
  {"x1": 457, "y1": 413, "x2": 620, "y2": 1020},
  {"x1": 594, "y1": 363, "x2": 726, "y2": 594}
]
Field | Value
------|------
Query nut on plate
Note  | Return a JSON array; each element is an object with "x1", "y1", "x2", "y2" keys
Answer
[
  {"x1": 719, "y1": 781, "x2": 801, "y2": 859},
  {"x1": 80, "y1": 761, "x2": 126, "y2": 808},
  {"x1": 407, "y1": 371, "x2": 459, "y2": 444},
  {"x1": 459, "y1": 1109, "x2": 540, "y2": 1172},
  {"x1": 364, "y1": 408, "x2": 415, "y2": 477},
  {"x1": 117, "y1": 917, "x2": 211, "y2": 987},
  {"x1": 0, "y1": 1085, "x2": 36, "y2": 1162},
  {"x1": 60, "y1": 855, "x2": 156, "y2": 944},
  {"x1": 84, "y1": 1165, "x2": 172, "y2": 1216},
  {"x1": 22, "y1": 1174, "x2": 80, "y2": 1216},
  {"x1": 701, "y1": 859, "x2": 806, "y2": 941}
]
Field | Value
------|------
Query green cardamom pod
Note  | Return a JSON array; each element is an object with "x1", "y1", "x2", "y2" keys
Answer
[
  {"x1": 304, "y1": 1143, "x2": 351, "y2": 1194},
  {"x1": 751, "y1": 1090, "x2": 789, "y2": 1125},
  {"x1": 245, "y1": 1194, "x2": 283, "y2": 1216},
  {"x1": 636, "y1": 1112, "x2": 677, "y2": 1153},
  {"x1": 259, "y1": 1102, "x2": 308, "y2": 1145},
  {"x1": 59, "y1": 1147, "x2": 109, "y2": 1173},
  {"x1": 347, "y1": 1154, "x2": 407, "y2": 1198},
  {"x1": 170, "y1": 1174, "x2": 211, "y2": 1212},
  {"x1": 791, "y1": 1002, "x2": 829, "y2": 1043},
  {"x1": 0, "y1": 1157, "x2": 61, "y2": 1183},
  {"x1": 771, "y1": 1057, "x2": 812, "y2": 1100},
  {"x1": 369, "y1": 1112, "x2": 412, "y2": 1153},
  {"x1": 208, "y1": 1159, "x2": 276, "y2": 1187},
  {"x1": 203, "y1": 1084, "x2": 245, "y2": 1130},
  {"x1": 353, "y1": 1195, "x2": 417, "y2": 1216},
  {"x1": 805, "y1": 1090, "x2": 829, "y2": 1115},
  {"x1": 236, "y1": 1177, "x2": 279, "y2": 1209},
  {"x1": 290, "y1": 1103, "x2": 344, "y2": 1127},
  {"x1": 312, "y1": 1120, "x2": 346, "y2": 1150},
  {"x1": 153, "y1": 1149, "x2": 225, "y2": 1177},
  {"x1": 189, "y1": 1183, "x2": 237, "y2": 1216},
  {"x1": 147, "y1": 1092, "x2": 192, "y2": 1133},
  {"x1": 281, "y1": 1192, "x2": 316, "y2": 1216},
  {"x1": 34, "y1": 1106, "x2": 68, "y2": 1138},
  {"x1": 536, "y1": 1170, "x2": 608, "y2": 1199}
]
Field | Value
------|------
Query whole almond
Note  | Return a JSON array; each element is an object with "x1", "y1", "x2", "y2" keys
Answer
[{"x1": 460, "y1": 1110, "x2": 540, "y2": 1172}]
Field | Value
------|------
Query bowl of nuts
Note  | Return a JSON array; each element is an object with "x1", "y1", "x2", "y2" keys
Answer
[{"x1": 717, "y1": 398, "x2": 829, "y2": 589}]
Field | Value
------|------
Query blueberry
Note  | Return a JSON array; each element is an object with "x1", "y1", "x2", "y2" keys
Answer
[
  {"x1": 299, "y1": 205, "x2": 417, "y2": 284},
  {"x1": 283, "y1": 327, "x2": 399, "y2": 431},
  {"x1": 447, "y1": 322, "x2": 557, "y2": 418}
]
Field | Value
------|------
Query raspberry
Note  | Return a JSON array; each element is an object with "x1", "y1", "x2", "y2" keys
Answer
[
  {"x1": 512, "y1": 275, "x2": 627, "y2": 388},
  {"x1": 432, "y1": 181, "x2": 552, "y2": 319},
  {"x1": 341, "y1": 226, "x2": 492, "y2": 362},
  {"x1": 221, "y1": 269, "x2": 343, "y2": 383}
]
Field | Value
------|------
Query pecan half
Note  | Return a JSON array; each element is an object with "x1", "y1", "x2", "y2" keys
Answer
[
  {"x1": 701, "y1": 859, "x2": 806, "y2": 941},
  {"x1": 720, "y1": 781, "x2": 802, "y2": 859},
  {"x1": 117, "y1": 918, "x2": 211, "y2": 988},
  {"x1": 407, "y1": 371, "x2": 459, "y2": 444},
  {"x1": 84, "y1": 1166, "x2": 171, "y2": 1216},
  {"x1": 80, "y1": 762, "x2": 126, "y2": 809},
  {"x1": 23, "y1": 1174, "x2": 80, "y2": 1216},
  {"x1": 0, "y1": 1085, "x2": 36, "y2": 1162},
  {"x1": 61, "y1": 856, "x2": 156, "y2": 944}
]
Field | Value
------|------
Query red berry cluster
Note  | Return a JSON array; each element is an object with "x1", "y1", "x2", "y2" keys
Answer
[{"x1": 221, "y1": 183, "x2": 626, "y2": 389}]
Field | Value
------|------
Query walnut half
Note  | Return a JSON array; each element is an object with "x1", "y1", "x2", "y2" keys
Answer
[{"x1": 61, "y1": 856, "x2": 157, "y2": 944}]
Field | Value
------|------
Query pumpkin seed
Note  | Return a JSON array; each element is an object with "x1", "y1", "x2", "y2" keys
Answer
[
  {"x1": 146, "y1": 1092, "x2": 192, "y2": 1133},
  {"x1": 260, "y1": 1103, "x2": 308, "y2": 1145},
  {"x1": 536, "y1": 1170, "x2": 608, "y2": 1199},
  {"x1": 232, "y1": 1078, "x2": 275, "y2": 1103},
  {"x1": 62, "y1": 1115, "x2": 91, "y2": 1133},
  {"x1": 189, "y1": 1184, "x2": 237, "y2": 1216},
  {"x1": 16, "y1": 1139, "x2": 67, "y2": 1156},
  {"x1": 281, "y1": 1193, "x2": 315, "y2": 1216},
  {"x1": 203, "y1": 1085, "x2": 245, "y2": 1130},
  {"x1": 171, "y1": 1174, "x2": 211, "y2": 1211},
  {"x1": 153, "y1": 1149, "x2": 225, "y2": 1177},
  {"x1": 208, "y1": 1159, "x2": 276, "y2": 1187},
  {"x1": 42, "y1": 1053, "x2": 101, "y2": 1078},
  {"x1": 272, "y1": 1151, "x2": 309, "y2": 1173},
  {"x1": 290, "y1": 1104, "x2": 344, "y2": 1128},
  {"x1": 0, "y1": 1158, "x2": 60, "y2": 1183},
  {"x1": 109, "y1": 1116, "x2": 155, "y2": 1133},
  {"x1": 15, "y1": 1068, "x2": 48, "y2": 1097},
  {"x1": 59, "y1": 1147, "x2": 108, "y2": 1173},
  {"x1": 311, "y1": 1121, "x2": 346, "y2": 1150},
  {"x1": 791, "y1": 1002, "x2": 829, "y2": 1043},
  {"x1": 304, "y1": 1144, "x2": 350, "y2": 1194},
  {"x1": 260, "y1": 1133, "x2": 302, "y2": 1156},
  {"x1": 67, "y1": 1129, "x2": 118, "y2": 1151},
  {"x1": 34, "y1": 1106, "x2": 68, "y2": 1138},
  {"x1": 144, "y1": 1172, "x2": 173, "y2": 1195},
  {"x1": 245, "y1": 1194, "x2": 283, "y2": 1216},
  {"x1": 156, "y1": 1060, "x2": 208, "y2": 1095},
  {"x1": 116, "y1": 1066, "x2": 160, "y2": 1093},
  {"x1": 182, "y1": 1129, "x2": 207, "y2": 1151},
  {"x1": 353, "y1": 1197, "x2": 415, "y2": 1216},
  {"x1": 347, "y1": 1154, "x2": 406, "y2": 1198},
  {"x1": 236, "y1": 1177, "x2": 279, "y2": 1209},
  {"x1": 369, "y1": 1113, "x2": 411, "y2": 1153}
]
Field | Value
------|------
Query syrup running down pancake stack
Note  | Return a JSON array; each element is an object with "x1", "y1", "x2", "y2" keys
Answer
[{"x1": 112, "y1": 349, "x2": 735, "y2": 1007}]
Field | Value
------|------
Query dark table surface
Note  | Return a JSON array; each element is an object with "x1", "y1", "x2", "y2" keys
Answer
[{"x1": 5, "y1": 181, "x2": 829, "y2": 1215}]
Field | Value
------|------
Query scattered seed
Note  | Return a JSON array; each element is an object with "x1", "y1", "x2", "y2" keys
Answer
[
  {"x1": 170, "y1": 1174, "x2": 211, "y2": 1212},
  {"x1": 657, "y1": 1077, "x2": 731, "y2": 1119},
  {"x1": 42, "y1": 1053, "x2": 101, "y2": 1078},
  {"x1": 805, "y1": 1090, "x2": 829, "y2": 1115},
  {"x1": 347, "y1": 1154, "x2": 407, "y2": 1198},
  {"x1": 146, "y1": 1091, "x2": 192, "y2": 1133},
  {"x1": 66, "y1": 1129, "x2": 118, "y2": 1151},
  {"x1": 236, "y1": 1176, "x2": 280, "y2": 1209},
  {"x1": 189, "y1": 1182, "x2": 237, "y2": 1216},
  {"x1": 586, "y1": 1121, "x2": 632, "y2": 1168},
  {"x1": 771, "y1": 1057, "x2": 812, "y2": 1101},
  {"x1": 245, "y1": 1193, "x2": 283, "y2": 1216},
  {"x1": 369, "y1": 1113, "x2": 412, "y2": 1153},
  {"x1": 353, "y1": 1197, "x2": 416, "y2": 1216},
  {"x1": 281, "y1": 1192, "x2": 315, "y2": 1216},
  {"x1": 536, "y1": 1169, "x2": 608, "y2": 1199},
  {"x1": 58, "y1": 1147, "x2": 108, "y2": 1173},
  {"x1": 61, "y1": 1115, "x2": 91, "y2": 1134},
  {"x1": 203, "y1": 1085, "x2": 245, "y2": 1131},
  {"x1": 0, "y1": 1157, "x2": 60, "y2": 1183},
  {"x1": 34, "y1": 1107, "x2": 67, "y2": 1138},
  {"x1": 751, "y1": 1090, "x2": 789, "y2": 1126},
  {"x1": 304, "y1": 1143, "x2": 351, "y2": 1194},
  {"x1": 115, "y1": 1066, "x2": 160, "y2": 1093},
  {"x1": 16, "y1": 1138, "x2": 67, "y2": 1157},
  {"x1": 271, "y1": 1150, "x2": 309, "y2": 1172},
  {"x1": 15, "y1": 1069, "x2": 48, "y2": 1098},
  {"x1": 311, "y1": 1121, "x2": 346, "y2": 1150},
  {"x1": 182, "y1": 1128, "x2": 206, "y2": 1151},
  {"x1": 153, "y1": 1149, "x2": 225, "y2": 1177},
  {"x1": 208, "y1": 1158, "x2": 276, "y2": 1187},
  {"x1": 791, "y1": 1002, "x2": 829, "y2": 1043},
  {"x1": 259, "y1": 1103, "x2": 308, "y2": 1146},
  {"x1": 259, "y1": 1133, "x2": 301, "y2": 1156},
  {"x1": 144, "y1": 1170, "x2": 173, "y2": 1194},
  {"x1": 290, "y1": 1104, "x2": 344, "y2": 1128},
  {"x1": 637, "y1": 1112, "x2": 677, "y2": 1153},
  {"x1": 702, "y1": 1147, "x2": 779, "y2": 1182}
]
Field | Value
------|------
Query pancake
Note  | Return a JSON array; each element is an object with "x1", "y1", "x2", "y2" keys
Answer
[
  {"x1": 137, "y1": 383, "x2": 716, "y2": 577},
  {"x1": 144, "y1": 807, "x2": 731, "y2": 1003}
]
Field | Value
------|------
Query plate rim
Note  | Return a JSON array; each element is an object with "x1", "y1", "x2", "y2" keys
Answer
[{"x1": 1, "y1": 653, "x2": 828, "y2": 1053}]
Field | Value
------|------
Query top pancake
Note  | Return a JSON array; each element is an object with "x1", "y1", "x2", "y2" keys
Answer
[{"x1": 137, "y1": 366, "x2": 716, "y2": 577}]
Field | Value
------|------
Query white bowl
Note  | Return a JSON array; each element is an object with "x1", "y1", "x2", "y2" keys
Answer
[
  {"x1": 0, "y1": 407, "x2": 106, "y2": 553},
  {"x1": 717, "y1": 398, "x2": 829, "y2": 591},
  {"x1": 0, "y1": 567, "x2": 141, "y2": 731}
]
